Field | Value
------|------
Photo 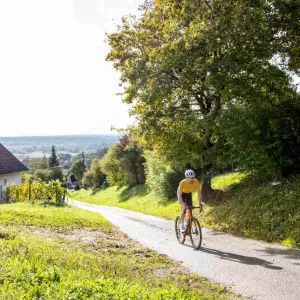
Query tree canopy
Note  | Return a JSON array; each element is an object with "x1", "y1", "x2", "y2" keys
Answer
[{"x1": 107, "y1": 0, "x2": 299, "y2": 200}]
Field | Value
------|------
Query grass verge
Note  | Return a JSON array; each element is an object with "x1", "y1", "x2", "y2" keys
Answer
[
  {"x1": 71, "y1": 173, "x2": 299, "y2": 248},
  {"x1": 0, "y1": 202, "x2": 113, "y2": 231},
  {"x1": 0, "y1": 203, "x2": 240, "y2": 299}
]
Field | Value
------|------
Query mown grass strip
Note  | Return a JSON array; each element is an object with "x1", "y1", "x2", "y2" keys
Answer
[{"x1": 0, "y1": 202, "x2": 113, "y2": 231}]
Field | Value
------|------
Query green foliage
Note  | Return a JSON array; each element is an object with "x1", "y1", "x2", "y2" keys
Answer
[
  {"x1": 107, "y1": 0, "x2": 300, "y2": 187},
  {"x1": 71, "y1": 172, "x2": 300, "y2": 248},
  {"x1": 101, "y1": 136, "x2": 146, "y2": 187},
  {"x1": 121, "y1": 139, "x2": 146, "y2": 187},
  {"x1": 72, "y1": 148, "x2": 108, "y2": 168},
  {"x1": 219, "y1": 75, "x2": 300, "y2": 178},
  {"x1": 45, "y1": 180, "x2": 65, "y2": 203},
  {"x1": 5, "y1": 180, "x2": 66, "y2": 204},
  {"x1": 204, "y1": 176, "x2": 300, "y2": 248},
  {"x1": 83, "y1": 158, "x2": 106, "y2": 189},
  {"x1": 144, "y1": 151, "x2": 183, "y2": 201},
  {"x1": 210, "y1": 173, "x2": 246, "y2": 190},
  {"x1": 100, "y1": 144, "x2": 124, "y2": 185},
  {"x1": 70, "y1": 160, "x2": 86, "y2": 181},
  {"x1": 34, "y1": 167, "x2": 63, "y2": 182},
  {"x1": 28, "y1": 156, "x2": 49, "y2": 173},
  {"x1": 49, "y1": 166, "x2": 63, "y2": 181},
  {"x1": 48, "y1": 145, "x2": 59, "y2": 167},
  {"x1": 34, "y1": 169, "x2": 53, "y2": 182},
  {"x1": 270, "y1": 0, "x2": 300, "y2": 72}
]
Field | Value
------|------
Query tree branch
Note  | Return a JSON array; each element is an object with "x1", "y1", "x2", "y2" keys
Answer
[{"x1": 204, "y1": 0, "x2": 213, "y2": 11}]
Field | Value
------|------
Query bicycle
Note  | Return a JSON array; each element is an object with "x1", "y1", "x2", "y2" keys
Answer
[{"x1": 175, "y1": 206, "x2": 203, "y2": 250}]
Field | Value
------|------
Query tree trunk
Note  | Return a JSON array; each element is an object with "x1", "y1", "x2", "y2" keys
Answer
[
  {"x1": 200, "y1": 96, "x2": 223, "y2": 203},
  {"x1": 201, "y1": 173, "x2": 215, "y2": 203}
]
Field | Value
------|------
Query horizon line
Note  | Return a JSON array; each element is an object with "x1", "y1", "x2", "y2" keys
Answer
[{"x1": 0, "y1": 133, "x2": 119, "y2": 138}]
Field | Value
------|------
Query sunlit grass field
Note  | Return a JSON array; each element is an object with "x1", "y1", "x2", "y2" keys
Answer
[
  {"x1": 71, "y1": 173, "x2": 300, "y2": 248},
  {"x1": 0, "y1": 203, "x2": 239, "y2": 299}
]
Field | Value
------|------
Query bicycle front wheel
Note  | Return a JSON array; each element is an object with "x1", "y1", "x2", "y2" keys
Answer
[
  {"x1": 190, "y1": 217, "x2": 202, "y2": 249},
  {"x1": 175, "y1": 216, "x2": 185, "y2": 244}
]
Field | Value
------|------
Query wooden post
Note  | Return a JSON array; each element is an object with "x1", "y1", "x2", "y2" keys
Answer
[{"x1": 28, "y1": 180, "x2": 32, "y2": 202}]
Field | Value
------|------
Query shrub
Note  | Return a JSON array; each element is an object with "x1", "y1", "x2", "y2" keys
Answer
[
  {"x1": 34, "y1": 169, "x2": 53, "y2": 182},
  {"x1": 101, "y1": 137, "x2": 146, "y2": 187},
  {"x1": 100, "y1": 145, "x2": 125, "y2": 186},
  {"x1": 50, "y1": 167, "x2": 63, "y2": 181},
  {"x1": 74, "y1": 184, "x2": 81, "y2": 191},
  {"x1": 46, "y1": 180, "x2": 65, "y2": 203},
  {"x1": 144, "y1": 151, "x2": 183, "y2": 201},
  {"x1": 71, "y1": 160, "x2": 86, "y2": 182},
  {"x1": 83, "y1": 159, "x2": 106, "y2": 189},
  {"x1": 4, "y1": 180, "x2": 66, "y2": 204}
]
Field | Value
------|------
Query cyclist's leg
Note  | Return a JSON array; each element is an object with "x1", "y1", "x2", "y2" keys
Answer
[
  {"x1": 180, "y1": 203, "x2": 185, "y2": 231},
  {"x1": 180, "y1": 192, "x2": 190, "y2": 223},
  {"x1": 180, "y1": 203, "x2": 185, "y2": 223},
  {"x1": 181, "y1": 193, "x2": 192, "y2": 230}
]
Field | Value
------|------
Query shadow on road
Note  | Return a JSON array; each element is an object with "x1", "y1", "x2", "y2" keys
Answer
[
  {"x1": 255, "y1": 247, "x2": 300, "y2": 261},
  {"x1": 200, "y1": 247, "x2": 283, "y2": 270}
]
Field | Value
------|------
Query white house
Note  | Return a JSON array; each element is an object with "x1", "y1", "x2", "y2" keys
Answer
[{"x1": 0, "y1": 143, "x2": 28, "y2": 199}]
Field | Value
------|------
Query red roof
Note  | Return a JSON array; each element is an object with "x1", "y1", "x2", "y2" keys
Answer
[{"x1": 0, "y1": 143, "x2": 28, "y2": 175}]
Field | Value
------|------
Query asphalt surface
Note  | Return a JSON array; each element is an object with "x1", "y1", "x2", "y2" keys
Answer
[{"x1": 69, "y1": 199, "x2": 300, "y2": 300}]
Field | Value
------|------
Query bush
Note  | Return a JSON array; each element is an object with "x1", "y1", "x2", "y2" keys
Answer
[
  {"x1": 101, "y1": 137, "x2": 146, "y2": 187},
  {"x1": 74, "y1": 184, "x2": 81, "y2": 191},
  {"x1": 4, "y1": 180, "x2": 66, "y2": 204},
  {"x1": 83, "y1": 159, "x2": 106, "y2": 189},
  {"x1": 70, "y1": 161, "x2": 86, "y2": 182},
  {"x1": 100, "y1": 145, "x2": 125, "y2": 186},
  {"x1": 34, "y1": 169, "x2": 53, "y2": 182},
  {"x1": 50, "y1": 167, "x2": 63, "y2": 181},
  {"x1": 144, "y1": 151, "x2": 183, "y2": 201}
]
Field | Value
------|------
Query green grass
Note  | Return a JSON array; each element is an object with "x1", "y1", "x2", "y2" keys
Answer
[
  {"x1": 71, "y1": 185, "x2": 180, "y2": 219},
  {"x1": 205, "y1": 177, "x2": 300, "y2": 248},
  {"x1": 0, "y1": 202, "x2": 113, "y2": 231},
  {"x1": 71, "y1": 172, "x2": 300, "y2": 248},
  {"x1": 0, "y1": 203, "x2": 240, "y2": 299},
  {"x1": 70, "y1": 173, "x2": 245, "y2": 220}
]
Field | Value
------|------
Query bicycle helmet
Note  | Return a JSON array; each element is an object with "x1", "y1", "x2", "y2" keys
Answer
[{"x1": 185, "y1": 169, "x2": 196, "y2": 178}]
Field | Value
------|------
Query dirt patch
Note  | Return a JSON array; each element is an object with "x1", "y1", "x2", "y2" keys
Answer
[
  {"x1": 0, "y1": 231, "x2": 13, "y2": 240},
  {"x1": 0, "y1": 225, "x2": 144, "y2": 252}
]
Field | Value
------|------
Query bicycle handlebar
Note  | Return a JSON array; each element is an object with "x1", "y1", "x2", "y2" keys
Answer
[{"x1": 183, "y1": 205, "x2": 204, "y2": 212}]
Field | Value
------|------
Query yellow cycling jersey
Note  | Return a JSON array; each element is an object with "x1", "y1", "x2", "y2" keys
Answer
[{"x1": 178, "y1": 178, "x2": 200, "y2": 193}]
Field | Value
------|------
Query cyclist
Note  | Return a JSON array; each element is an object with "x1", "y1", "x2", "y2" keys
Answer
[{"x1": 177, "y1": 169, "x2": 202, "y2": 232}]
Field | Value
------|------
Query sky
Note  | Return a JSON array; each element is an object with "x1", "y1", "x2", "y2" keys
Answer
[
  {"x1": 0, "y1": 0, "x2": 143, "y2": 137},
  {"x1": 0, "y1": 1, "x2": 299, "y2": 138}
]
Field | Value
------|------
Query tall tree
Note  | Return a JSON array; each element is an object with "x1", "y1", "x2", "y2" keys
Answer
[
  {"x1": 107, "y1": 0, "x2": 299, "y2": 201},
  {"x1": 100, "y1": 135, "x2": 146, "y2": 187},
  {"x1": 70, "y1": 160, "x2": 86, "y2": 182},
  {"x1": 49, "y1": 145, "x2": 59, "y2": 167}
]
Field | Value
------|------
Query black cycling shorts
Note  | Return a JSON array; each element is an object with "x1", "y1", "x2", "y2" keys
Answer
[{"x1": 182, "y1": 192, "x2": 192, "y2": 207}]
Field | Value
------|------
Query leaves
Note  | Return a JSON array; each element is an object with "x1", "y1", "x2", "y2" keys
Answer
[{"x1": 107, "y1": 0, "x2": 300, "y2": 180}]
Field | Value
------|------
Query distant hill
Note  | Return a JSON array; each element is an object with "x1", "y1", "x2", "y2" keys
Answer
[{"x1": 0, "y1": 135, "x2": 118, "y2": 159}]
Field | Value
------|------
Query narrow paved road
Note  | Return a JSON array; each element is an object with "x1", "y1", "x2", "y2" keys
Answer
[{"x1": 70, "y1": 199, "x2": 300, "y2": 300}]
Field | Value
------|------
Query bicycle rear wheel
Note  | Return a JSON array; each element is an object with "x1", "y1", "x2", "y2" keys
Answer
[
  {"x1": 190, "y1": 217, "x2": 202, "y2": 249},
  {"x1": 175, "y1": 216, "x2": 185, "y2": 244}
]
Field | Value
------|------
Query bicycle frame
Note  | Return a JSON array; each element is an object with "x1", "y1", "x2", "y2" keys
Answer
[
  {"x1": 183, "y1": 206, "x2": 201, "y2": 235},
  {"x1": 175, "y1": 205, "x2": 203, "y2": 249}
]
